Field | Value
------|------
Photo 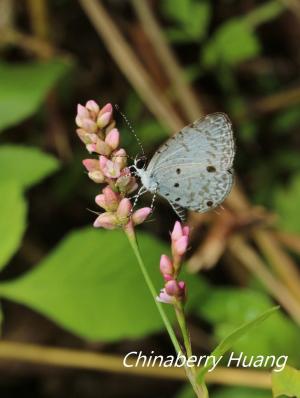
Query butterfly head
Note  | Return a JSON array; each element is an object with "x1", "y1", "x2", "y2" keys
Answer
[{"x1": 129, "y1": 155, "x2": 146, "y2": 175}]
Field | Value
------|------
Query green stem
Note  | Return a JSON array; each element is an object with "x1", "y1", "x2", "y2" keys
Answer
[
  {"x1": 175, "y1": 302, "x2": 193, "y2": 358},
  {"x1": 125, "y1": 230, "x2": 181, "y2": 354},
  {"x1": 175, "y1": 301, "x2": 209, "y2": 398}
]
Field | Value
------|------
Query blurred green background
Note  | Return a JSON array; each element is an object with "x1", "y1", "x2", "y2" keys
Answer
[{"x1": 0, "y1": 0, "x2": 300, "y2": 397}]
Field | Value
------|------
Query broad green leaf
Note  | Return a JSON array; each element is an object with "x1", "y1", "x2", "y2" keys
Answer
[
  {"x1": 0, "y1": 228, "x2": 207, "y2": 341},
  {"x1": 0, "y1": 181, "x2": 27, "y2": 270},
  {"x1": 176, "y1": 385, "x2": 271, "y2": 398},
  {"x1": 0, "y1": 145, "x2": 59, "y2": 189},
  {"x1": 0, "y1": 59, "x2": 68, "y2": 132},
  {"x1": 197, "y1": 306, "x2": 278, "y2": 383},
  {"x1": 274, "y1": 174, "x2": 300, "y2": 234},
  {"x1": 202, "y1": 19, "x2": 260, "y2": 67},
  {"x1": 272, "y1": 365, "x2": 300, "y2": 398}
]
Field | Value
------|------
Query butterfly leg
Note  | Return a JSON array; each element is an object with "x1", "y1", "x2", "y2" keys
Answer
[
  {"x1": 170, "y1": 202, "x2": 187, "y2": 222},
  {"x1": 131, "y1": 186, "x2": 148, "y2": 210},
  {"x1": 150, "y1": 186, "x2": 158, "y2": 212}
]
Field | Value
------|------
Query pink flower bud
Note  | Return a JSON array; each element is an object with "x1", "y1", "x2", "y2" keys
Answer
[
  {"x1": 112, "y1": 148, "x2": 127, "y2": 169},
  {"x1": 99, "y1": 103, "x2": 113, "y2": 115},
  {"x1": 156, "y1": 289, "x2": 174, "y2": 304},
  {"x1": 117, "y1": 198, "x2": 132, "y2": 219},
  {"x1": 173, "y1": 235, "x2": 188, "y2": 256},
  {"x1": 93, "y1": 212, "x2": 117, "y2": 229},
  {"x1": 99, "y1": 155, "x2": 108, "y2": 171},
  {"x1": 105, "y1": 128, "x2": 120, "y2": 150},
  {"x1": 76, "y1": 128, "x2": 88, "y2": 143},
  {"x1": 88, "y1": 170, "x2": 105, "y2": 183},
  {"x1": 101, "y1": 158, "x2": 121, "y2": 179},
  {"x1": 75, "y1": 115, "x2": 84, "y2": 128},
  {"x1": 171, "y1": 221, "x2": 183, "y2": 241},
  {"x1": 159, "y1": 255, "x2": 173, "y2": 277},
  {"x1": 132, "y1": 207, "x2": 152, "y2": 225},
  {"x1": 103, "y1": 186, "x2": 119, "y2": 210},
  {"x1": 97, "y1": 112, "x2": 111, "y2": 128},
  {"x1": 95, "y1": 139, "x2": 112, "y2": 156},
  {"x1": 82, "y1": 159, "x2": 99, "y2": 172},
  {"x1": 95, "y1": 194, "x2": 106, "y2": 209},
  {"x1": 165, "y1": 280, "x2": 180, "y2": 296},
  {"x1": 85, "y1": 100, "x2": 99, "y2": 114},
  {"x1": 86, "y1": 143, "x2": 97, "y2": 153},
  {"x1": 77, "y1": 104, "x2": 89, "y2": 119},
  {"x1": 81, "y1": 119, "x2": 97, "y2": 133}
]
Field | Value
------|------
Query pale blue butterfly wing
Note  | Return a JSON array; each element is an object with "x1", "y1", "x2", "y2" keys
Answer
[{"x1": 144, "y1": 113, "x2": 235, "y2": 218}]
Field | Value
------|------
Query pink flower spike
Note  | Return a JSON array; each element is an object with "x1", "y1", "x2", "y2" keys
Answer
[
  {"x1": 82, "y1": 159, "x2": 99, "y2": 172},
  {"x1": 93, "y1": 213, "x2": 117, "y2": 229},
  {"x1": 97, "y1": 112, "x2": 112, "y2": 128},
  {"x1": 174, "y1": 235, "x2": 189, "y2": 256},
  {"x1": 105, "y1": 128, "x2": 120, "y2": 150},
  {"x1": 85, "y1": 100, "x2": 99, "y2": 114},
  {"x1": 132, "y1": 207, "x2": 152, "y2": 225},
  {"x1": 160, "y1": 255, "x2": 173, "y2": 276},
  {"x1": 171, "y1": 221, "x2": 183, "y2": 241},
  {"x1": 117, "y1": 198, "x2": 132, "y2": 219},
  {"x1": 77, "y1": 104, "x2": 89, "y2": 119}
]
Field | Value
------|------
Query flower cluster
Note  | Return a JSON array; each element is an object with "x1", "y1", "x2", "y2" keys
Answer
[
  {"x1": 157, "y1": 221, "x2": 189, "y2": 304},
  {"x1": 75, "y1": 100, "x2": 151, "y2": 230}
]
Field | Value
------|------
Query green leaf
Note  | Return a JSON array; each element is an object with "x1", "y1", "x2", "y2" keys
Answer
[
  {"x1": 0, "y1": 59, "x2": 69, "y2": 132},
  {"x1": 0, "y1": 181, "x2": 27, "y2": 270},
  {"x1": 197, "y1": 306, "x2": 278, "y2": 383},
  {"x1": 0, "y1": 145, "x2": 59, "y2": 189},
  {"x1": 274, "y1": 174, "x2": 300, "y2": 234},
  {"x1": 161, "y1": 0, "x2": 191, "y2": 25},
  {"x1": 202, "y1": 19, "x2": 261, "y2": 67},
  {"x1": 212, "y1": 387, "x2": 271, "y2": 398},
  {"x1": 197, "y1": 288, "x2": 300, "y2": 365},
  {"x1": 176, "y1": 385, "x2": 271, "y2": 398},
  {"x1": 0, "y1": 228, "x2": 207, "y2": 341},
  {"x1": 162, "y1": 0, "x2": 211, "y2": 42},
  {"x1": 272, "y1": 365, "x2": 300, "y2": 397}
]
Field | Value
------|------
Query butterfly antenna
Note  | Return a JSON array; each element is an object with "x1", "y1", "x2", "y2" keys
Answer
[
  {"x1": 114, "y1": 104, "x2": 145, "y2": 157},
  {"x1": 86, "y1": 208, "x2": 100, "y2": 216}
]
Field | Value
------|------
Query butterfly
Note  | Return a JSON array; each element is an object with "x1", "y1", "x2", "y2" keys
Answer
[{"x1": 132, "y1": 113, "x2": 235, "y2": 221}]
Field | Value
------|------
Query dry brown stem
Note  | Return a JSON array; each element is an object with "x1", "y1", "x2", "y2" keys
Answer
[{"x1": 0, "y1": 341, "x2": 271, "y2": 388}]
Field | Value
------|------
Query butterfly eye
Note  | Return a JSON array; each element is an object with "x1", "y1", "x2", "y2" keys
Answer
[{"x1": 135, "y1": 157, "x2": 146, "y2": 169}]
